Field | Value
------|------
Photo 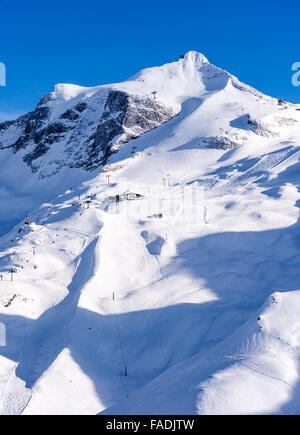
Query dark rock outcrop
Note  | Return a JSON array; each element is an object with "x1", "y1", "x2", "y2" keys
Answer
[
  {"x1": 0, "y1": 89, "x2": 176, "y2": 176},
  {"x1": 203, "y1": 136, "x2": 241, "y2": 150},
  {"x1": 247, "y1": 117, "x2": 279, "y2": 137},
  {"x1": 82, "y1": 90, "x2": 175, "y2": 169}
]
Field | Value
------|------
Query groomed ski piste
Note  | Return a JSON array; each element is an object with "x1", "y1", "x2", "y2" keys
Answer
[{"x1": 0, "y1": 51, "x2": 300, "y2": 414}]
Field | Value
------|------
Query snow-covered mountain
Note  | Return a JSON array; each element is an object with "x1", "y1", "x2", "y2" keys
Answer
[{"x1": 0, "y1": 51, "x2": 300, "y2": 414}]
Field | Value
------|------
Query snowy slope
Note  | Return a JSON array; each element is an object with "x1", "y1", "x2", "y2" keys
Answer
[{"x1": 0, "y1": 51, "x2": 300, "y2": 414}]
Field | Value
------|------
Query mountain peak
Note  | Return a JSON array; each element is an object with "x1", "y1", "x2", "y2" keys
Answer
[
  {"x1": 53, "y1": 83, "x2": 86, "y2": 101},
  {"x1": 180, "y1": 50, "x2": 210, "y2": 65}
]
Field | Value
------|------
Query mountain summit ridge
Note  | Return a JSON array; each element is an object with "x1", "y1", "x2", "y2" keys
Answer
[
  {"x1": 0, "y1": 51, "x2": 289, "y2": 180},
  {"x1": 0, "y1": 51, "x2": 298, "y2": 228}
]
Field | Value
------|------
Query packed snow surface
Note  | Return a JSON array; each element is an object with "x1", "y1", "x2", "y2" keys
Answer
[{"x1": 0, "y1": 51, "x2": 300, "y2": 414}]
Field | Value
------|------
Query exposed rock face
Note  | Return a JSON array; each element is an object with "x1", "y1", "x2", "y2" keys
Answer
[
  {"x1": 80, "y1": 91, "x2": 176, "y2": 169},
  {"x1": 203, "y1": 135, "x2": 243, "y2": 150},
  {"x1": 247, "y1": 117, "x2": 280, "y2": 138},
  {"x1": 273, "y1": 117, "x2": 298, "y2": 127},
  {"x1": 0, "y1": 89, "x2": 176, "y2": 176}
]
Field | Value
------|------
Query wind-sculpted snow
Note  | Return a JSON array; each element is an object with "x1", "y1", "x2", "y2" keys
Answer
[{"x1": 0, "y1": 51, "x2": 300, "y2": 415}]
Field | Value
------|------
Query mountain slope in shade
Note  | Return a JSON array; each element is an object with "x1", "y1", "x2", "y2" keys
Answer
[{"x1": 0, "y1": 52, "x2": 300, "y2": 414}]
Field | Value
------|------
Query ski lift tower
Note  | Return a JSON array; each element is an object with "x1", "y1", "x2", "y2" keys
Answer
[
  {"x1": 8, "y1": 268, "x2": 17, "y2": 282},
  {"x1": 85, "y1": 200, "x2": 92, "y2": 209}
]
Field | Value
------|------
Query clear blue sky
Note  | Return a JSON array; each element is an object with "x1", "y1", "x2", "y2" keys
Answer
[{"x1": 0, "y1": 0, "x2": 299, "y2": 121}]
